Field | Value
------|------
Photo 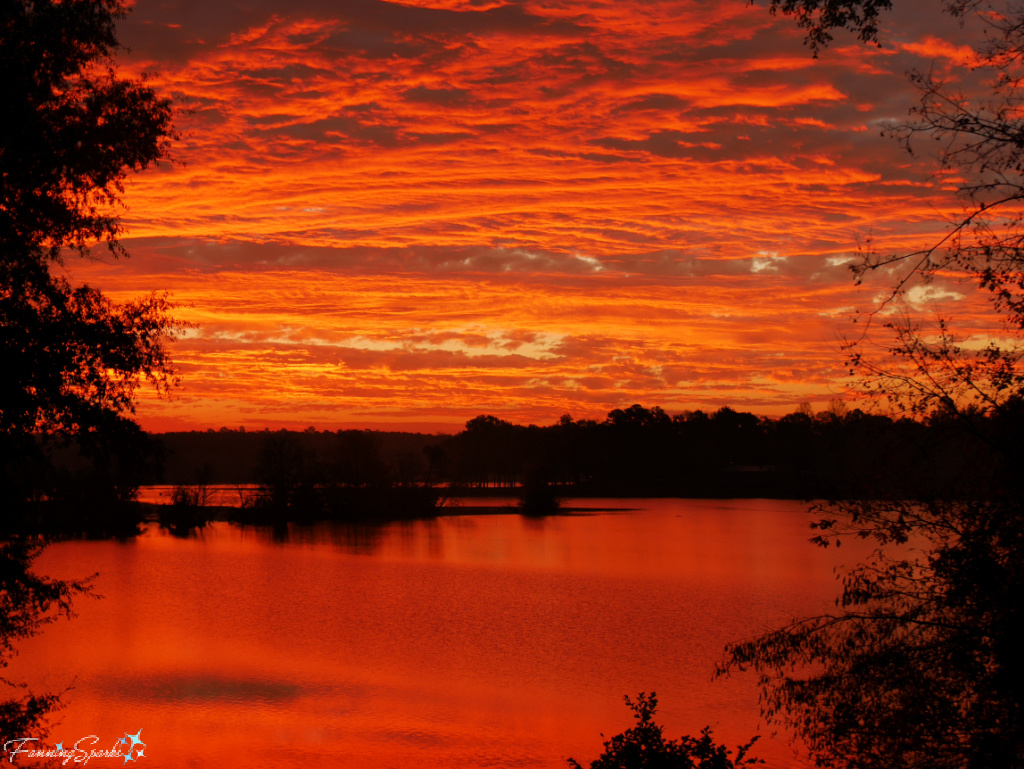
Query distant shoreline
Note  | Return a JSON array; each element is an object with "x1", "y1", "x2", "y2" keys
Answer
[{"x1": 137, "y1": 500, "x2": 642, "y2": 520}]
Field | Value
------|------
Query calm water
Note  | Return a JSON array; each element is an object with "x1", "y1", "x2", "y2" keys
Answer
[{"x1": 6, "y1": 499, "x2": 866, "y2": 768}]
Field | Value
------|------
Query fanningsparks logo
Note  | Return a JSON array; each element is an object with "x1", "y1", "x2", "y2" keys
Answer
[{"x1": 3, "y1": 730, "x2": 146, "y2": 765}]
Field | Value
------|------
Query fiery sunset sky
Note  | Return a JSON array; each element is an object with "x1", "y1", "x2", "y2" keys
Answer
[{"x1": 73, "y1": 0, "x2": 995, "y2": 431}]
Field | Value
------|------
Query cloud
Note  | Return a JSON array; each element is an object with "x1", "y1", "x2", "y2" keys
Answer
[
  {"x1": 90, "y1": 0, "x2": 1006, "y2": 429},
  {"x1": 78, "y1": 262, "x2": 886, "y2": 428}
]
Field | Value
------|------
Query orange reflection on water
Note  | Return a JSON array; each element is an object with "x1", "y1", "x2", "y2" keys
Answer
[{"x1": 9, "y1": 500, "x2": 868, "y2": 768}]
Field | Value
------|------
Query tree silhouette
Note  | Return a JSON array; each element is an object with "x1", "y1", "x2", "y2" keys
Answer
[
  {"x1": 718, "y1": 2, "x2": 1024, "y2": 767},
  {"x1": 2, "y1": 0, "x2": 174, "y2": 745},
  {"x1": 769, "y1": 0, "x2": 1024, "y2": 346},
  {"x1": 1, "y1": 0, "x2": 179, "y2": 516},
  {"x1": 1, "y1": 540, "x2": 92, "y2": 745},
  {"x1": 719, "y1": 418, "x2": 1024, "y2": 768},
  {"x1": 567, "y1": 693, "x2": 761, "y2": 769}
]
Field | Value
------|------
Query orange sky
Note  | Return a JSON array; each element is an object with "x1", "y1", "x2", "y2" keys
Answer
[{"x1": 73, "y1": 0, "x2": 999, "y2": 431}]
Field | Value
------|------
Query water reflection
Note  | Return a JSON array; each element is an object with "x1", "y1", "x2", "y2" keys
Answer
[
  {"x1": 6, "y1": 500, "x2": 855, "y2": 769},
  {"x1": 190, "y1": 503, "x2": 576, "y2": 560},
  {"x1": 242, "y1": 521, "x2": 391, "y2": 553}
]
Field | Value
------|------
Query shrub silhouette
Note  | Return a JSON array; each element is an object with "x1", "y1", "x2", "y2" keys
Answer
[{"x1": 567, "y1": 693, "x2": 761, "y2": 769}]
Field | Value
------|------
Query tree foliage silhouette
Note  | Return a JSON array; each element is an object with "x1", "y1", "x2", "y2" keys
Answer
[
  {"x1": 719, "y1": 462, "x2": 1024, "y2": 768},
  {"x1": 566, "y1": 693, "x2": 761, "y2": 769},
  {"x1": 1, "y1": 540, "x2": 92, "y2": 743},
  {"x1": 2, "y1": 0, "x2": 173, "y2": 744},
  {"x1": 717, "y1": 1, "x2": 1024, "y2": 768},
  {"x1": 771, "y1": 0, "x2": 1024, "y2": 352},
  {"x1": 1, "y1": 0, "x2": 179, "y2": 513}
]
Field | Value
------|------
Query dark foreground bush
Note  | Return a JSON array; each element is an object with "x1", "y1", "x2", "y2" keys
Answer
[{"x1": 568, "y1": 693, "x2": 761, "y2": 769}]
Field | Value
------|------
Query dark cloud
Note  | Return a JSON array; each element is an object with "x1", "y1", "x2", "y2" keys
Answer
[
  {"x1": 595, "y1": 130, "x2": 706, "y2": 159},
  {"x1": 268, "y1": 114, "x2": 402, "y2": 146},
  {"x1": 403, "y1": 85, "x2": 473, "y2": 107},
  {"x1": 126, "y1": 0, "x2": 591, "y2": 61}
]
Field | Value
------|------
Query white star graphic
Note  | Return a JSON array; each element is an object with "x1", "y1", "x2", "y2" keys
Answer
[{"x1": 120, "y1": 730, "x2": 146, "y2": 763}]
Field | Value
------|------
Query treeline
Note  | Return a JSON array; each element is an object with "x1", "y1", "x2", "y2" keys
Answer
[
  {"x1": 157, "y1": 428, "x2": 438, "y2": 485},
  {"x1": 7, "y1": 400, "x2": 1017, "y2": 536},
  {"x1": 154, "y1": 401, "x2": 1022, "y2": 501},
  {"x1": 419, "y1": 403, "x2": 1016, "y2": 499},
  {"x1": 3, "y1": 428, "x2": 446, "y2": 535}
]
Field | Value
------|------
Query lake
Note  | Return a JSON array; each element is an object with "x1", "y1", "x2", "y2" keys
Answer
[{"x1": 5, "y1": 499, "x2": 865, "y2": 768}]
